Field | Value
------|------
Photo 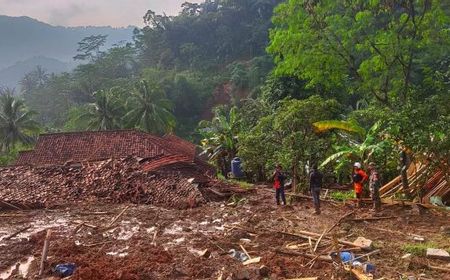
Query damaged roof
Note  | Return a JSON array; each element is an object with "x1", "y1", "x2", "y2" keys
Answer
[{"x1": 15, "y1": 130, "x2": 197, "y2": 166}]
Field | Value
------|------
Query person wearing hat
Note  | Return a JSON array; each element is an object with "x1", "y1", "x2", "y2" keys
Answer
[
  {"x1": 352, "y1": 162, "x2": 368, "y2": 208},
  {"x1": 272, "y1": 164, "x2": 286, "y2": 205},
  {"x1": 368, "y1": 162, "x2": 381, "y2": 212}
]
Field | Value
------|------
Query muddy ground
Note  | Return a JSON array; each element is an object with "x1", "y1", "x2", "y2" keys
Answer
[{"x1": 0, "y1": 186, "x2": 449, "y2": 280}]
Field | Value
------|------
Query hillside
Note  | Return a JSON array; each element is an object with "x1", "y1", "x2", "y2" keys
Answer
[
  {"x1": 0, "y1": 56, "x2": 72, "y2": 89},
  {"x1": 0, "y1": 15, "x2": 134, "y2": 70}
]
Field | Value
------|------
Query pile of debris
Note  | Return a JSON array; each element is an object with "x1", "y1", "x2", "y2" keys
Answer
[
  {"x1": 0, "y1": 157, "x2": 246, "y2": 210},
  {"x1": 380, "y1": 161, "x2": 450, "y2": 206}
]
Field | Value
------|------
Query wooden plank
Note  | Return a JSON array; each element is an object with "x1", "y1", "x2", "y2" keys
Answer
[{"x1": 38, "y1": 229, "x2": 52, "y2": 276}]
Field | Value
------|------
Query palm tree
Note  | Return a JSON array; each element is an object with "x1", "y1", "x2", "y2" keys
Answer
[
  {"x1": 77, "y1": 89, "x2": 124, "y2": 131},
  {"x1": 0, "y1": 90, "x2": 39, "y2": 152},
  {"x1": 125, "y1": 80, "x2": 175, "y2": 134}
]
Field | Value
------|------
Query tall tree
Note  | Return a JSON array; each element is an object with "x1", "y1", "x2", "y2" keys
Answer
[
  {"x1": 74, "y1": 35, "x2": 108, "y2": 61},
  {"x1": 75, "y1": 88, "x2": 124, "y2": 131},
  {"x1": 268, "y1": 0, "x2": 449, "y2": 107},
  {"x1": 125, "y1": 80, "x2": 175, "y2": 134}
]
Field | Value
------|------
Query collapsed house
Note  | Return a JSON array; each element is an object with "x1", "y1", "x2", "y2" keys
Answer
[
  {"x1": 380, "y1": 161, "x2": 450, "y2": 206},
  {"x1": 0, "y1": 130, "x2": 244, "y2": 209}
]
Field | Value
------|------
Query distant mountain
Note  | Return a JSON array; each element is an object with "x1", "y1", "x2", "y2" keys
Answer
[
  {"x1": 0, "y1": 56, "x2": 72, "y2": 89},
  {"x1": 0, "y1": 15, "x2": 135, "y2": 70}
]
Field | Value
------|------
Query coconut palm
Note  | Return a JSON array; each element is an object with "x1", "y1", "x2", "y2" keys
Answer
[
  {"x1": 77, "y1": 88, "x2": 124, "y2": 131},
  {"x1": 125, "y1": 80, "x2": 175, "y2": 134},
  {"x1": 0, "y1": 90, "x2": 39, "y2": 152}
]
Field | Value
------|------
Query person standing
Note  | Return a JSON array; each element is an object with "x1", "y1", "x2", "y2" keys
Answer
[
  {"x1": 309, "y1": 164, "x2": 323, "y2": 214},
  {"x1": 352, "y1": 162, "x2": 368, "y2": 208},
  {"x1": 273, "y1": 164, "x2": 286, "y2": 205},
  {"x1": 368, "y1": 162, "x2": 382, "y2": 212}
]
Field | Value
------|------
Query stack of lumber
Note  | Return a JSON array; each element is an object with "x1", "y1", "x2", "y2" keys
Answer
[{"x1": 379, "y1": 162, "x2": 449, "y2": 205}]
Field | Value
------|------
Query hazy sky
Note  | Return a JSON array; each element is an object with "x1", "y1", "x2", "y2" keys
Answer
[{"x1": 0, "y1": 0, "x2": 201, "y2": 27}]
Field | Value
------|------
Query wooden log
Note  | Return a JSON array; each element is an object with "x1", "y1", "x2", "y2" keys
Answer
[
  {"x1": 428, "y1": 264, "x2": 450, "y2": 273},
  {"x1": 286, "y1": 277, "x2": 319, "y2": 280},
  {"x1": 4, "y1": 225, "x2": 31, "y2": 240},
  {"x1": 0, "y1": 199, "x2": 23, "y2": 211},
  {"x1": 275, "y1": 249, "x2": 332, "y2": 262},
  {"x1": 296, "y1": 230, "x2": 361, "y2": 248},
  {"x1": 350, "y1": 216, "x2": 398, "y2": 222},
  {"x1": 313, "y1": 229, "x2": 327, "y2": 253},
  {"x1": 314, "y1": 209, "x2": 356, "y2": 252},
  {"x1": 39, "y1": 229, "x2": 52, "y2": 276},
  {"x1": 107, "y1": 205, "x2": 129, "y2": 227}
]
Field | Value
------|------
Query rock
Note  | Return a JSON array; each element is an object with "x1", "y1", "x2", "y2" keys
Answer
[
  {"x1": 402, "y1": 253, "x2": 412, "y2": 259},
  {"x1": 258, "y1": 265, "x2": 270, "y2": 277},
  {"x1": 232, "y1": 269, "x2": 250, "y2": 280},
  {"x1": 440, "y1": 226, "x2": 450, "y2": 236},
  {"x1": 412, "y1": 235, "x2": 425, "y2": 242},
  {"x1": 239, "y1": 238, "x2": 251, "y2": 244},
  {"x1": 426, "y1": 248, "x2": 450, "y2": 260},
  {"x1": 200, "y1": 249, "x2": 211, "y2": 258},
  {"x1": 353, "y1": 237, "x2": 373, "y2": 249}
]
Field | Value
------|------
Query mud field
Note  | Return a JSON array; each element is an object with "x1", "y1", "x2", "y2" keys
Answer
[{"x1": 1, "y1": 186, "x2": 449, "y2": 280}]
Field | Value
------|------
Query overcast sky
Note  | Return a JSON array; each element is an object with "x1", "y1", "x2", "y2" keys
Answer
[{"x1": 0, "y1": 0, "x2": 201, "y2": 27}]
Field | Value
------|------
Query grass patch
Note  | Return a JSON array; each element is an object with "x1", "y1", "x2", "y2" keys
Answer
[
  {"x1": 217, "y1": 174, "x2": 254, "y2": 190},
  {"x1": 402, "y1": 242, "x2": 438, "y2": 256},
  {"x1": 330, "y1": 190, "x2": 355, "y2": 201}
]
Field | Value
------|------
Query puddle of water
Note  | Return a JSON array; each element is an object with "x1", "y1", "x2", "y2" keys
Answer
[{"x1": 0, "y1": 256, "x2": 34, "y2": 280}]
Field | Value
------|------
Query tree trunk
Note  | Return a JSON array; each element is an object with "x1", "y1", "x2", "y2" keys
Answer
[{"x1": 292, "y1": 157, "x2": 298, "y2": 193}]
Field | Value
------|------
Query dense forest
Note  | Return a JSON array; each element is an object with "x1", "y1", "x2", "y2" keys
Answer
[{"x1": 0, "y1": 0, "x2": 449, "y2": 190}]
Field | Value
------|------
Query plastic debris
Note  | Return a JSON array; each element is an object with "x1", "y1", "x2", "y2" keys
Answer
[
  {"x1": 229, "y1": 249, "x2": 249, "y2": 262},
  {"x1": 53, "y1": 263, "x2": 76, "y2": 277}
]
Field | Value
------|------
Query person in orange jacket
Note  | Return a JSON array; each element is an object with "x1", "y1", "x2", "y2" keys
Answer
[{"x1": 352, "y1": 162, "x2": 368, "y2": 208}]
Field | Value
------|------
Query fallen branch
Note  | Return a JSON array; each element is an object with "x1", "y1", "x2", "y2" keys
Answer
[
  {"x1": 83, "y1": 241, "x2": 112, "y2": 247},
  {"x1": 0, "y1": 199, "x2": 23, "y2": 211},
  {"x1": 239, "y1": 244, "x2": 252, "y2": 259},
  {"x1": 107, "y1": 205, "x2": 130, "y2": 227},
  {"x1": 275, "y1": 248, "x2": 332, "y2": 262},
  {"x1": 313, "y1": 229, "x2": 327, "y2": 253},
  {"x1": 350, "y1": 216, "x2": 398, "y2": 222},
  {"x1": 4, "y1": 225, "x2": 31, "y2": 240},
  {"x1": 0, "y1": 213, "x2": 27, "y2": 218}
]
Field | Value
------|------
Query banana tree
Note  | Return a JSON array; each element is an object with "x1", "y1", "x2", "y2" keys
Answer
[
  {"x1": 314, "y1": 120, "x2": 391, "y2": 182},
  {"x1": 198, "y1": 106, "x2": 240, "y2": 176}
]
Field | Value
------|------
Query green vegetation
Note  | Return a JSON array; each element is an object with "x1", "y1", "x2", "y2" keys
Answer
[
  {"x1": 330, "y1": 191, "x2": 355, "y2": 202},
  {"x1": 402, "y1": 242, "x2": 438, "y2": 256},
  {"x1": 2, "y1": 0, "x2": 449, "y2": 193}
]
